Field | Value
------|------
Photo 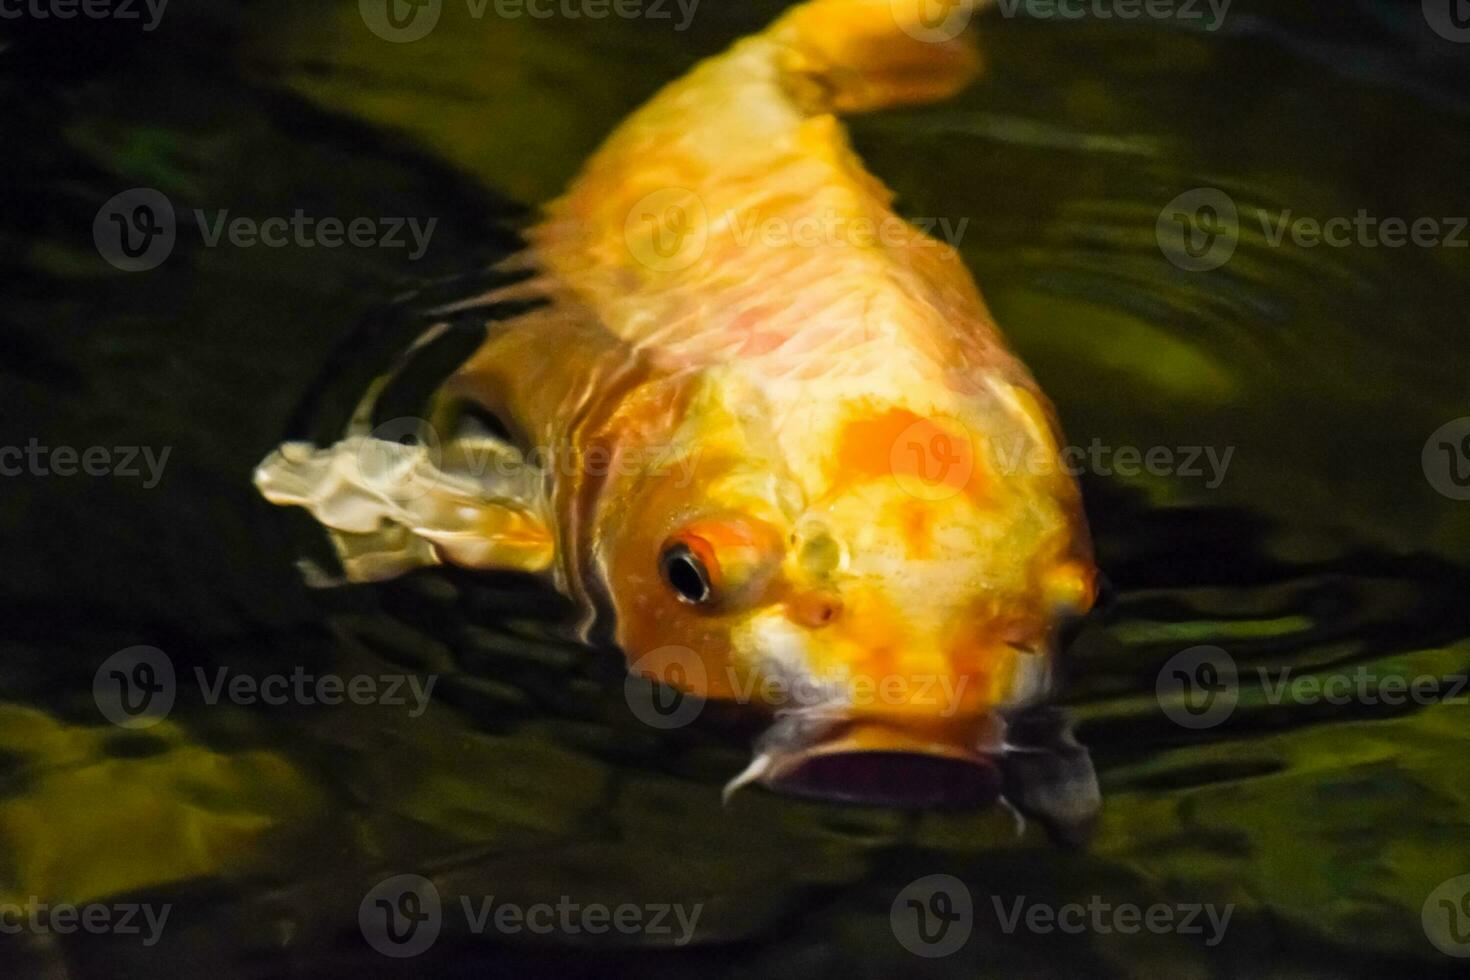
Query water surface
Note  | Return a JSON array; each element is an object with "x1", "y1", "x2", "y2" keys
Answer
[{"x1": 3, "y1": 1, "x2": 1469, "y2": 975}]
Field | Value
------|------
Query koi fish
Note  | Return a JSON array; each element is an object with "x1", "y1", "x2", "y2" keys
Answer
[{"x1": 256, "y1": 0, "x2": 1101, "y2": 840}]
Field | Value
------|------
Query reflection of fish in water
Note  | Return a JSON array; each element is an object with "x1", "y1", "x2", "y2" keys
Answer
[{"x1": 255, "y1": 0, "x2": 1101, "y2": 841}]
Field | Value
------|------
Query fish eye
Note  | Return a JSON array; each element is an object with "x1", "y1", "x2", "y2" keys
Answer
[
  {"x1": 660, "y1": 542, "x2": 715, "y2": 605},
  {"x1": 659, "y1": 517, "x2": 780, "y2": 608}
]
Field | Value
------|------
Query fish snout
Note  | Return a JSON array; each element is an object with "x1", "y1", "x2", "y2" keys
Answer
[{"x1": 754, "y1": 720, "x2": 1003, "y2": 810}]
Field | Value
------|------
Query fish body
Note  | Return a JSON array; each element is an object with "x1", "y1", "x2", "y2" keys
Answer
[{"x1": 257, "y1": 0, "x2": 1100, "y2": 836}]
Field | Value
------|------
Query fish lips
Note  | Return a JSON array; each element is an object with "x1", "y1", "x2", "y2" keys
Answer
[{"x1": 727, "y1": 708, "x2": 1101, "y2": 845}]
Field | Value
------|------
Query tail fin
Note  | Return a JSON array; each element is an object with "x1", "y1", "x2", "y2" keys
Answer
[
  {"x1": 548, "y1": 0, "x2": 987, "y2": 205},
  {"x1": 765, "y1": 0, "x2": 984, "y2": 115},
  {"x1": 537, "y1": 0, "x2": 987, "y2": 295}
]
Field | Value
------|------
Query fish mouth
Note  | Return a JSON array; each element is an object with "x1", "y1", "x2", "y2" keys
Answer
[
  {"x1": 729, "y1": 718, "x2": 1005, "y2": 810},
  {"x1": 769, "y1": 747, "x2": 1002, "y2": 809}
]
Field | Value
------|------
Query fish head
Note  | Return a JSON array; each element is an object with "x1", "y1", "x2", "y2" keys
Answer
[{"x1": 596, "y1": 365, "x2": 1097, "y2": 812}]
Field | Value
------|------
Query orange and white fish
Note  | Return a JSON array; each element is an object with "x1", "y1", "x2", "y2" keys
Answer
[{"x1": 256, "y1": 0, "x2": 1101, "y2": 839}]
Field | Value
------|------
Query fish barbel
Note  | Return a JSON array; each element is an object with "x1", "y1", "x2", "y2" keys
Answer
[{"x1": 257, "y1": 0, "x2": 1101, "y2": 839}]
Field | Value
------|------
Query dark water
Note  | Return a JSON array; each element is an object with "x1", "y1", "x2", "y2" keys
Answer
[{"x1": 3, "y1": 1, "x2": 1470, "y2": 976}]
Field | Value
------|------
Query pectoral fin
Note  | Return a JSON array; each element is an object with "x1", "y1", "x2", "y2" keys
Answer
[
  {"x1": 1000, "y1": 706, "x2": 1101, "y2": 847},
  {"x1": 254, "y1": 432, "x2": 554, "y2": 583}
]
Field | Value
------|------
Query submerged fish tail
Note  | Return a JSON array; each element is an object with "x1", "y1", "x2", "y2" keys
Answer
[{"x1": 537, "y1": 0, "x2": 991, "y2": 355}]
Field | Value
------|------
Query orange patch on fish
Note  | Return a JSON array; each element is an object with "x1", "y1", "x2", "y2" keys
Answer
[{"x1": 834, "y1": 408, "x2": 982, "y2": 503}]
